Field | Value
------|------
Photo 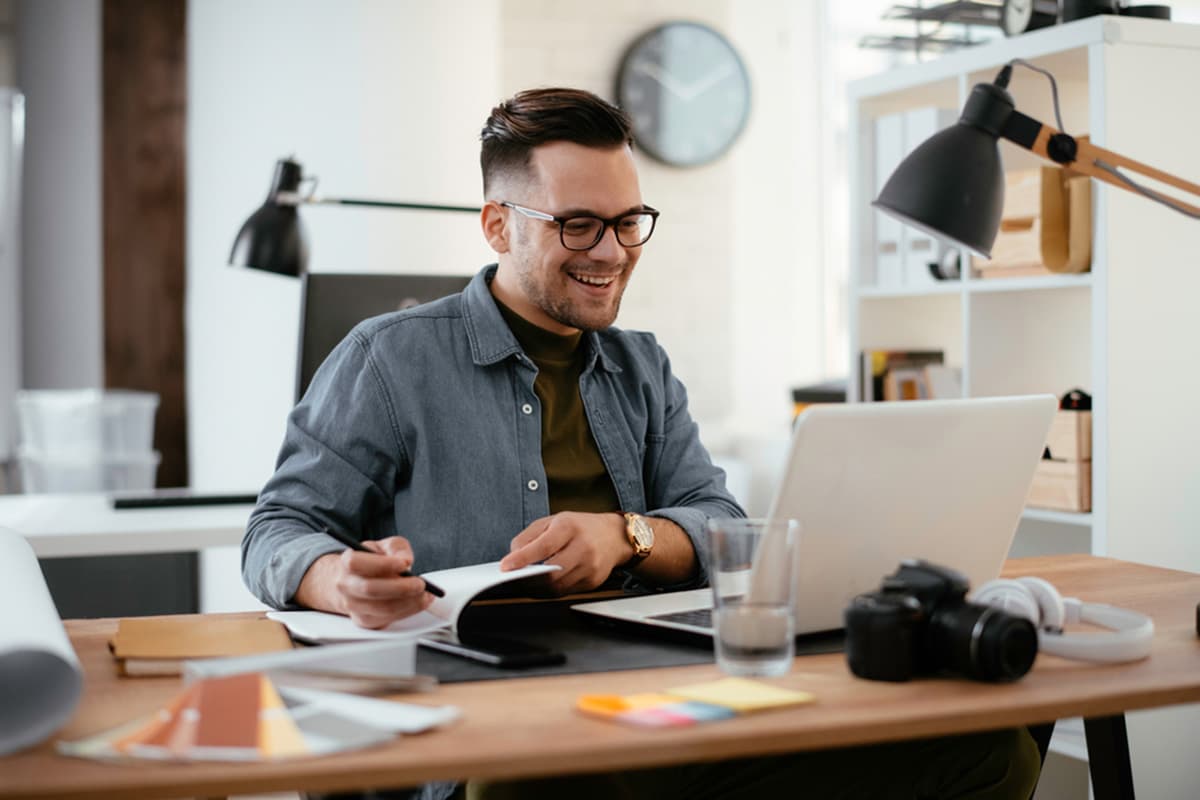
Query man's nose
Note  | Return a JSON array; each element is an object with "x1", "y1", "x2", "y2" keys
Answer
[{"x1": 587, "y1": 224, "x2": 624, "y2": 260}]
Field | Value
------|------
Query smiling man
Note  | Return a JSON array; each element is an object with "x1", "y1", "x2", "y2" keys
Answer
[
  {"x1": 242, "y1": 88, "x2": 1038, "y2": 800},
  {"x1": 243, "y1": 87, "x2": 736, "y2": 632}
]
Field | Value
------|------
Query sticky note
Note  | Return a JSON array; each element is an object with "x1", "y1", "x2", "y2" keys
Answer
[
  {"x1": 576, "y1": 694, "x2": 737, "y2": 727},
  {"x1": 665, "y1": 677, "x2": 815, "y2": 713},
  {"x1": 577, "y1": 693, "x2": 682, "y2": 719}
]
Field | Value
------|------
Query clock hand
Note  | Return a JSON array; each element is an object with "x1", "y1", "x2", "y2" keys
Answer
[
  {"x1": 631, "y1": 61, "x2": 689, "y2": 98},
  {"x1": 678, "y1": 61, "x2": 737, "y2": 101}
]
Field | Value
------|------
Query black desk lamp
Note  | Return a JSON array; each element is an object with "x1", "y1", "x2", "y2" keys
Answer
[
  {"x1": 228, "y1": 157, "x2": 482, "y2": 277},
  {"x1": 874, "y1": 59, "x2": 1200, "y2": 258}
]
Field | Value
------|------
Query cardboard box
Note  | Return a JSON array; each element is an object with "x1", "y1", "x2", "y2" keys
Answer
[
  {"x1": 1045, "y1": 410, "x2": 1092, "y2": 462},
  {"x1": 1028, "y1": 459, "x2": 1092, "y2": 512}
]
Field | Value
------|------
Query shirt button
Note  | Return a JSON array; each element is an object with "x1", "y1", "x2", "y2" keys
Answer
[
  {"x1": 527, "y1": 479, "x2": 539, "y2": 491},
  {"x1": 521, "y1": 403, "x2": 533, "y2": 415}
]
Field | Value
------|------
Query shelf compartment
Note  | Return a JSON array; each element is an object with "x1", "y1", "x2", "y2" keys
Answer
[{"x1": 967, "y1": 287, "x2": 1091, "y2": 398}]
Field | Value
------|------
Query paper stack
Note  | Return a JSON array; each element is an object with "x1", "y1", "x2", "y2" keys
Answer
[{"x1": 58, "y1": 672, "x2": 459, "y2": 762}]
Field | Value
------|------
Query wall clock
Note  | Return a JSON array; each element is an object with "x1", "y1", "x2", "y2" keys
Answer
[
  {"x1": 1001, "y1": 0, "x2": 1059, "y2": 36},
  {"x1": 615, "y1": 21, "x2": 751, "y2": 168}
]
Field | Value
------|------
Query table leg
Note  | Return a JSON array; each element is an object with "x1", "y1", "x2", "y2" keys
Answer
[{"x1": 1084, "y1": 714, "x2": 1135, "y2": 800}]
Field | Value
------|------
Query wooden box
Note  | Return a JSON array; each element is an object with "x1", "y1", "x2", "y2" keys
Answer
[
  {"x1": 1028, "y1": 459, "x2": 1092, "y2": 512},
  {"x1": 972, "y1": 166, "x2": 1092, "y2": 278},
  {"x1": 1044, "y1": 410, "x2": 1092, "y2": 462}
]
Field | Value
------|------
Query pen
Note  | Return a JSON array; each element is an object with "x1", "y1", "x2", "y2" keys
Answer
[{"x1": 321, "y1": 527, "x2": 445, "y2": 597}]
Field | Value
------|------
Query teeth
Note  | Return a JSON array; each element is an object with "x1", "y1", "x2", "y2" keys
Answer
[{"x1": 572, "y1": 274, "x2": 615, "y2": 287}]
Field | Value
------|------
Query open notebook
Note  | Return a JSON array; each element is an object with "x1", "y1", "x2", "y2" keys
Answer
[{"x1": 268, "y1": 561, "x2": 559, "y2": 643}]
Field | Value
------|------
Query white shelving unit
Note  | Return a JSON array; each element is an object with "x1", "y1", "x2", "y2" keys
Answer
[{"x1": 847, "y1": 16, "x2": 1200, "y2": 784}]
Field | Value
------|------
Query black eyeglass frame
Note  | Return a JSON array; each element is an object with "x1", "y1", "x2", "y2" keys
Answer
[{"x1": 500, "y1": 201, "x2": 660, "y2": 251}]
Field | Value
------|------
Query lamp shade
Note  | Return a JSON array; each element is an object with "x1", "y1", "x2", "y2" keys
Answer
[
  {"x1": 873, "y1": 122, "x2": 1006, "y2": 258},
  {"x1": 873, "y1": 82, "x2": 1022, "y2": 259},
  {"x1": 228, "y1": 159, "x2": 309, "y2": 277}
]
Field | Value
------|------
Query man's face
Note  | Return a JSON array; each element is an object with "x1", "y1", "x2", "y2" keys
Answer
[{"x1": 497, "y1": 142, "x2": 645, "y2": 334}]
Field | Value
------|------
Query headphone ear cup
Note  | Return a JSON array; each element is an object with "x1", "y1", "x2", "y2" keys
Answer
[
  {"x1": 972, "y1": 579, "x2": 1040, "y2": 625},
  {"x1": 1016, "y1": 576, "x2": 1067, "y2": 631}
]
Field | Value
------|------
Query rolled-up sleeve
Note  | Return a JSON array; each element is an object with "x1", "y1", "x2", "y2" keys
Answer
[
  {"x1": 643, "y1": 347, "x2": 746, "y2": 590},
  {"x1": 241, "y1": 330, "x2": 406, "y2": 609}
]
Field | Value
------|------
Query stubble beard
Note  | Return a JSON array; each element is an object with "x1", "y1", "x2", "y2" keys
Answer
[{"x1": 515, "y1": 256, "x2": 627, "y2": 333}]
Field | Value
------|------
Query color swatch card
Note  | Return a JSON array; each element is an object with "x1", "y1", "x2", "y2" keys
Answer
[
  {"x1": 577, "y1": 677, "x2": 814, "y2": 728},
  {"x1": 58, "y1": 672, "x2": 459, "y2": 762}
]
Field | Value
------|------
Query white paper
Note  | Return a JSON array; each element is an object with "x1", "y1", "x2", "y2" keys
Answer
[
  {"x1": 183, "y1": 638, "x2": 417, "y2": 682},
  {"x1": 0, "y1": 528, "x2": 83, "y2": 755},
  {"x1": 278, "y1": 685, "x2": 460, "y2": 734},
  {"x1": 268, "y1": 561, "x2": 559, "y2": 643}
]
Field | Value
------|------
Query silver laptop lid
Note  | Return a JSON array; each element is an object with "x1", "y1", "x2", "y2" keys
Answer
[{"x1": 769, "y1": 395, "x2": 1057, "y2": 633}]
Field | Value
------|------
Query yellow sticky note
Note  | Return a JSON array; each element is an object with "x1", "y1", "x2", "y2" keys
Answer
[{"x1": 665, "y1": 678, "x2": 814, "y2": 713}]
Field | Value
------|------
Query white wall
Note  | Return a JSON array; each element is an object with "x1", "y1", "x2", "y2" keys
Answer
[
  {"x1": 188, "y1": 0, "x2": 499, "y2": 494},
  {"x1": 188, "y1": 0, "x2": 500, "y2": 610},
  {"x1": 15, "y1": 0, "x2": 103, "y2": 391}
]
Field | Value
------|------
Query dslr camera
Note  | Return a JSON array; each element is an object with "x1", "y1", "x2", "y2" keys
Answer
[{"x1": 845, "y1": 559, "x2": 1038, "y2": 682}]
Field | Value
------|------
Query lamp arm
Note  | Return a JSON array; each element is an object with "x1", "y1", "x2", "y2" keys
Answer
[
  {"x1": 1000, "y1": 116, "x2": 1200, "y2": 219},
  {"x1": 309, "y1": 197, "x2": 483, "y2": 214},
  {"x1": 273, "y1": 191, "x2": 481, "y2": 214}
]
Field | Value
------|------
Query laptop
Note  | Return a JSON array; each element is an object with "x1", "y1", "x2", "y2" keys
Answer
[{"x1": 572, "y1": 394, "x2": 1057, "y2": 638}]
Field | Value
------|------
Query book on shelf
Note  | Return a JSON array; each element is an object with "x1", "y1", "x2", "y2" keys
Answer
[
  {"x1": 922, "y1": 364, "x2": 963, "y2": 399},
  {"x1": 860, "y1": 350, "x2": 944, "y2": 402}
]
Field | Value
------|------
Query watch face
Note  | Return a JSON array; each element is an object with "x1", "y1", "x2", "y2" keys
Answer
[
  {"x1": 630, "y1": 515, "x2": 655, "y2": 549},
  {"x1": 616, "y1": 22, "x2": 751, "y2": 167}
]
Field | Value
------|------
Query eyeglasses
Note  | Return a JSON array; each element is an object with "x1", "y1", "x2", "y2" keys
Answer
[{"x1": 501, "y1": 202, "x2": 660, "y2": 251}]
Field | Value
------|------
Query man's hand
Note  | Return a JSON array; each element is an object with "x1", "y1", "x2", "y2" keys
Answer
[
  {"x1": 500, "y1": 512, "x2": 630, "y2": 595},
  {"x1": 293, "y1": 536, "x2": 434, "y2": 629}
]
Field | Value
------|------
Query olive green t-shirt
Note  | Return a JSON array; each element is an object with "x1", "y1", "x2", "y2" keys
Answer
[{"x1": 494, "y1": 300, "x2": 621, "y2": 516}]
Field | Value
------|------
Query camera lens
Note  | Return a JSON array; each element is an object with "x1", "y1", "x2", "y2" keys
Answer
[{"x1": 929, "y1": 602, "x2": 1038, "y2": 681}]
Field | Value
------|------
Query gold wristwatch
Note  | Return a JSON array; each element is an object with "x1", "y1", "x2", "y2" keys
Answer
[{"x1": 623, "y1": 512, "x2": 655, "y2": 567}]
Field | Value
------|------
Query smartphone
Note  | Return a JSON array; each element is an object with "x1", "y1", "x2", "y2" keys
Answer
[{"x1": 418, "y1": 630, "x2": 566, "y2": 669}]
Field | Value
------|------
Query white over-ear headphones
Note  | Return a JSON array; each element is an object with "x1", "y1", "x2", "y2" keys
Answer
[{"x1": 971, "y1": 576, "x2": 1154, "y2": 663}]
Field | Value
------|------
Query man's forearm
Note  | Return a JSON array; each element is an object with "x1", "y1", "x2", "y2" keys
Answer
[{"x1": 292, "y1": 553, "x2": 344, "y2": 613}]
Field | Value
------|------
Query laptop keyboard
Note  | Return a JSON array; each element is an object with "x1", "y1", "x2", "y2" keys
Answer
[{"x1": 649, "y1": 608, "x2": 713, "y2": 629}]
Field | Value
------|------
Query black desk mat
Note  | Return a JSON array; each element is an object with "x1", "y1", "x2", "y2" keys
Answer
[{"x1": 417, "y1": 600, "x2": 844, "y2": 683}]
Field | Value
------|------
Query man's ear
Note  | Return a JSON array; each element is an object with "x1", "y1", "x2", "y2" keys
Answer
[{"x1": 481, "y1": 201, "x2": 510, "y2": 254}]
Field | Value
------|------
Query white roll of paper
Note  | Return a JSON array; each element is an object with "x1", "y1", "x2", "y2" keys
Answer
[{"x1": 0, "y1": 528, "x2": 82, "y2": 755}]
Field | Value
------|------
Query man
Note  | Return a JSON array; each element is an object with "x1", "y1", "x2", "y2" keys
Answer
[{"x1": 243, "y1": 88, "x2": 1039, "y2": 800}]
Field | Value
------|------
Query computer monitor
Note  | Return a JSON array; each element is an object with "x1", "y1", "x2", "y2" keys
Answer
[{"x1": 296, "y1": 272, "x2": 472, "y2": 402}]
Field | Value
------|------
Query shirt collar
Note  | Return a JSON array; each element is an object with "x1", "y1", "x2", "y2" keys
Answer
[{"x1": 462, "y1": 264, "x2": 622, "y2": 373}]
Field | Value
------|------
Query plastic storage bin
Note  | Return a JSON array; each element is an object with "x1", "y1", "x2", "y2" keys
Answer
[
  {"x1": 16, "y1": 448, "x2": 161, "y2": 493},
  {"x1": 16, "y1": 389, "x2": 159, "y2": 456}
]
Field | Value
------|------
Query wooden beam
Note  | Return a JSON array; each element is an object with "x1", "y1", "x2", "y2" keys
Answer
[{"x1": 102, "y1": 0, "x2": 187, "y2": 488}]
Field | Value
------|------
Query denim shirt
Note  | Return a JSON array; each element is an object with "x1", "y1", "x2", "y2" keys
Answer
[{"x1": 242, "y1": 264, "x2": 744, "y2": 610}]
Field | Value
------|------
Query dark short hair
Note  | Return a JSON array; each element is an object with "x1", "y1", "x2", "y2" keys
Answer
[{"x1": 480, "y1": 88, "x2": 633, "y2": 196}]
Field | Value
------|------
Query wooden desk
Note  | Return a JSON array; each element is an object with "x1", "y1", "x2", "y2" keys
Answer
[{"x1": 3, "y1": 555, "x2": 1198, "y2": 799}]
